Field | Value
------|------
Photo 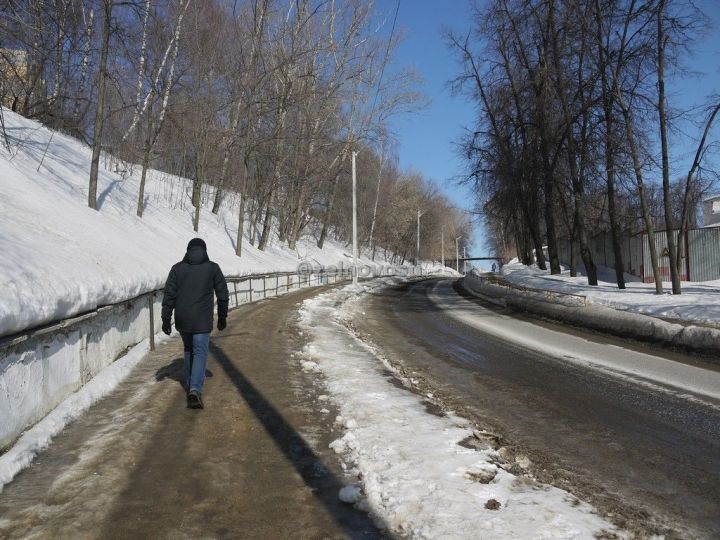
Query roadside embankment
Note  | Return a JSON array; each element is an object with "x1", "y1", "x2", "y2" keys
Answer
[{"x1": 461, "y1": 272, "x2": 720, "y2": 359}]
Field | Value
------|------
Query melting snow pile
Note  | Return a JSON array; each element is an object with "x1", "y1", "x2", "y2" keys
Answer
[
  {"x1": 298, "y1": 281, "x2": 620, "y2": 539},
  {"x1": 500, "y1": 261, "x2": 720, "y2": 326}
]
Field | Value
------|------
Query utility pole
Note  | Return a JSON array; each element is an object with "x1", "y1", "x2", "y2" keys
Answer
[
  {"x1": 455, "y1": 235, "x2": 462, "y2": 273},
  {"x1": 415, "y1": 208, "x2": 425, "y2": 266},
  {"x1": 441, "y1": 228, "x2": 445, "y2": 268},
  {"x1": 463, "y1": 246, "x2": 467, "y2": 274},
  {"x1": 352, "y1": 151, "x2": 358, "y2": 286}
]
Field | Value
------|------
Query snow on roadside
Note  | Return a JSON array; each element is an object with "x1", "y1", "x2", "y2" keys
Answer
[
  {"x1": 0, "y1": 332, "x2": 170, "y2": 493},
  {"x1": 298, "y1": 280, "x2": 620, "y2": 539},
  {"x1": 500, "y1": 261, "x2": 720, "y2": 326}
]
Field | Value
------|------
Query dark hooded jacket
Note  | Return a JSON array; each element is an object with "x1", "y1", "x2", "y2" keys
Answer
[{"x1": 161, "y1": 244, "x2": 229, "y2": 333}]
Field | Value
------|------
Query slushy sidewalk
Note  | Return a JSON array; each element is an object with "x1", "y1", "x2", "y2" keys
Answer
[{"x1": 0, "y1": 287, "x2": 382, "y2": 540}]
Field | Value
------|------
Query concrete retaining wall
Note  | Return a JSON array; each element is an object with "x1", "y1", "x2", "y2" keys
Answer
[
  {"x1": 0, "y1": 270, "x2": 358, "y2": 451},
  {"x1": 0, "y1": 294, "x2": 161, "y2": 450}
]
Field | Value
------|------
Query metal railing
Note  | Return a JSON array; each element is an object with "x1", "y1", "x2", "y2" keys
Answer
[{"x1": 0, "y1": 269, "x2": 355, "y2": 353}]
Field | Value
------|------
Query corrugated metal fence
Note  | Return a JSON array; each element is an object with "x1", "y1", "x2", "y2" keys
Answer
[
  {"x1": 558, "y1": 227, "x2": 720, "y2": 283},
  {"x1": 688, "y1": 228, "x2": 720, "y2": 282}
]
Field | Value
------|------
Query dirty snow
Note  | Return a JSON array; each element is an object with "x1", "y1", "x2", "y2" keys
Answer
[
  {"x1": 299, "y1": 281, "x2": 620, "y2": 539},
  {"x1": 501, "y1": 261, "x2": 720, "y2": 326}
]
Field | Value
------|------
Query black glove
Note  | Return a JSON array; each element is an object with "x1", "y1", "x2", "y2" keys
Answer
[
  {"x1": 162, "y1": 319, "x2": 172, "y2": 335},
  {"x1": 217, "y1": 318, "x2": 227, "y2": 331}
]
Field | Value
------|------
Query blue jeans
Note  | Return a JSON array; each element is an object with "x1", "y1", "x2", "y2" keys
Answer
[{"x1": 180, "y1": 332, "x2": 210, "y2": 394}]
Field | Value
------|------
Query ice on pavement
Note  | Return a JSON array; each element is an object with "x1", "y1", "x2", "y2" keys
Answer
[{"x1": 299, "y1": 280, "x2": 620, "y2": 539}]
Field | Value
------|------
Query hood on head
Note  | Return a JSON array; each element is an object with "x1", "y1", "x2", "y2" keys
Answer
[
  {"x1": 187, "y1": 237, "x2": 206, "y2": 251},
  {"x1": 183, "y1": 244, "x2": 209, "y2": 265}
]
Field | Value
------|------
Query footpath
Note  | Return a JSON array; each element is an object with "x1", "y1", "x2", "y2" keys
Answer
[{"x1": 0, "y1": 286, "x2": 382, "y2": 540}]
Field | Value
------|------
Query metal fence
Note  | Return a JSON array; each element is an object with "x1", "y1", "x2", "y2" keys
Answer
[
  {"x1": 687, "y1": 228, "x2": 720, "y2": 282},
  {"x1": 0, "y1": 268, "x2": 361, "y2": 352},
  {"x1": 558, "y1": 227, "x2": 720, "y2": 283},
  {"x1": 0, "y1": 266, "x2": 421, "y2": 449},
  {"x1": 558, "y1": 231, "x2": 644, "y2": 278},
  {"x1": 641, "y1": 230, "x2": 688, "y2": 282}
]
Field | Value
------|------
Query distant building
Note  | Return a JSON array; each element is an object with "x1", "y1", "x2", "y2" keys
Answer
[{"x1": 702, "y1": 194, "x2": 720, "y2": 227}]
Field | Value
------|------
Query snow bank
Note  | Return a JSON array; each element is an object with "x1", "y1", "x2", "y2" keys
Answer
[
  {"x1": 298, "y1": 281, "x2": 620, "y2": 539},
  {"x1": 501, "y1": 261, "x2": 720, "y2": 326},
  {"x1": 450, "y1": 279, "x2": 720, "y2": 403},
  {"x1": 465, "y1": 270, "x2": 720, "y2": 357}
]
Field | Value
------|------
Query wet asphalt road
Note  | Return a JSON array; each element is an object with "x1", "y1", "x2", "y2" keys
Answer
[{"x1": 353, "y1": 278, "x2": 720, "y2": 539}]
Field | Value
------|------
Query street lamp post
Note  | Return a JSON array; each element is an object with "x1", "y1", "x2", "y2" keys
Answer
[
  {"x1": 415, "y1": 208, "x2": 425, "y2": 267},
  {"x1": 441, "y1": 228, "x2": 445, "y2": 268},
  {"x1": 455, "y1": 235, "x2": 462, "y2": 272},
  {"x1": 352, "y1": 151, "x2": 358, "y2": 286}
]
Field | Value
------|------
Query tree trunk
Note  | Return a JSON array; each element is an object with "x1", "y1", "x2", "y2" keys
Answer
[
  {"x1": 600, "y1": 81, "x2": 625, "y2": 287},
  {"x1": 212, "y1": 102, "x2": 242, "y2": 214},
  {"x1": 575, "y1": 199, "x2": 597, "y2": 285},
  {"x1": 88, "y1": 0, "x2": 112, "y2": 210},
  {"x1": 522, "y1": 202, "x2": 546, "y2": 269},
  {"x1": 368, "y1": 148, "x2": 385, "y2": 255},
  {"x1": 128, "y1": 0, "x2": 151, "y2": 140},
  {"x1": 258, "y1": 190, "x2": 274, "y2": 251},
  {"x1": 248, "y1": 199, "x2": 258, "y2": 246},
  {"x1": 192, "y1": 174, "x2": 201, "y2": 233},
  {"x1": 676, "y1": 102, "x2": 720, "y2": 272},
  {"x1": 576, "y1": 113, "x2": 598, "y2": 285},
  {"x1": 542, "y1": 166, "x2": 561, "y2": 273},
  {"x1": 136, "y1": 116, "x2": 153, "y2": 218},
  {"x1": 618, "y1": 97, "x2": 663, "y2": 293},
  {"x1": 235, "y1": 194, "x2": 246, "y2": 257},
  {"x1": 73, "y1": 7, "x2": 94, "y2": 129},
  {"x1": 657, "y1": 0, "x2": 681, "y2": 294},
  {"x1": 318, "y1": 159, "x2": 345, "y2": 249}
]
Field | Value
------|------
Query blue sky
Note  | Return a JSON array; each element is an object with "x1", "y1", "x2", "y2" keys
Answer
[
  {"x1": 379, "y1": 0, "x2": 720, "y2": 263},
  {"x1": 382, "y1": 0, "x2": 482, "y2": 254}
]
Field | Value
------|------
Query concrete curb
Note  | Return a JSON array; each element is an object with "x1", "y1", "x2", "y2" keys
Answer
[{"x1": 461, "y1": 274, "x2": 720, "y2": 358}]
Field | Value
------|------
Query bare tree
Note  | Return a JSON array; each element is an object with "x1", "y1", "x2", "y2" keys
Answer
[{"x1": 88, "y1": 0, "x2": 113, "y2": 210}]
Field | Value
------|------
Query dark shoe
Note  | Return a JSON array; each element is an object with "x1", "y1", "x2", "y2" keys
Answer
[{"x1": 187, "y1": 390, "x2": 204, "y2": 409}]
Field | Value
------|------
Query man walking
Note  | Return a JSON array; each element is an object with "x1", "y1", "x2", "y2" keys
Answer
[{"x1": 162, "y1": 238, "x2": 229, "y2": 409}]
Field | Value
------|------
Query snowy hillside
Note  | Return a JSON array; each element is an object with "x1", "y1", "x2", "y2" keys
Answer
[{"x1": 0, "y1": 111, "x2": 396, "y2": 337}]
